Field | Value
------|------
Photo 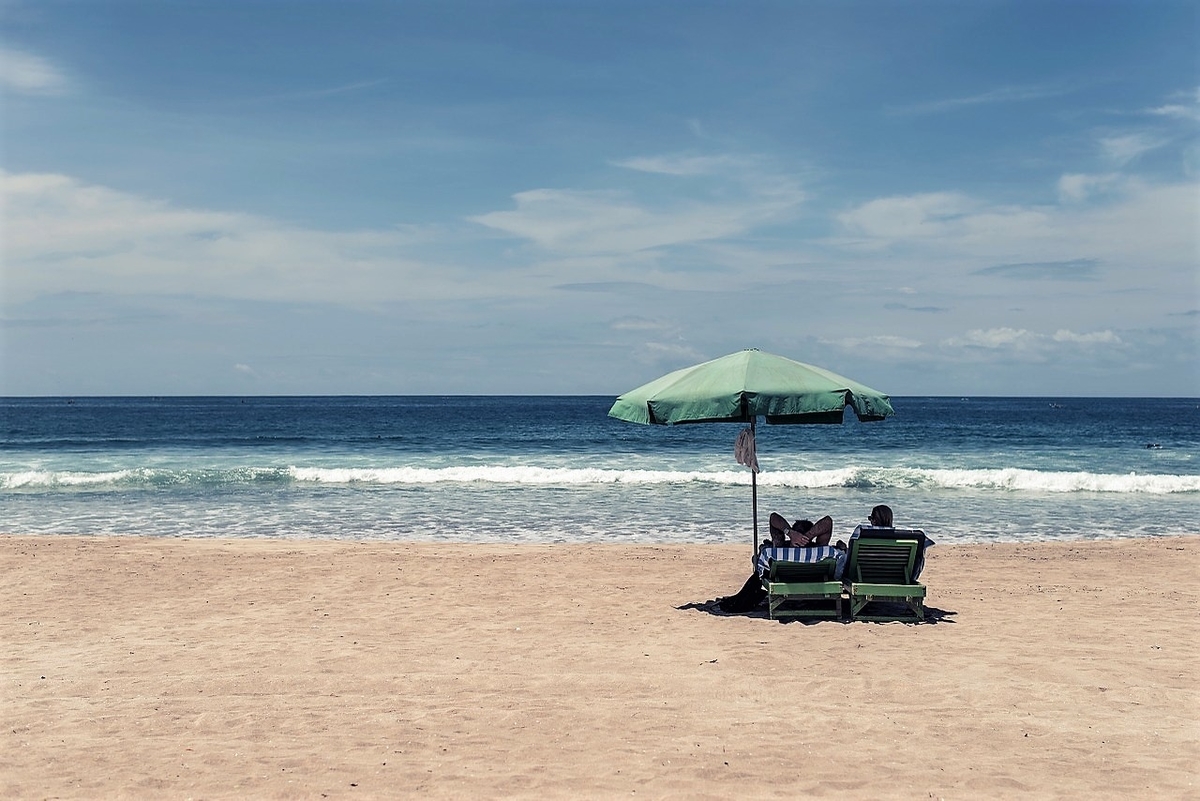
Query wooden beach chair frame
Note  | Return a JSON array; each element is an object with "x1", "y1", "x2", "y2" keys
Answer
[
  {"x1": 761, "y1": 557, "x2": 843, "y2": 620},
  {"x1": 843, "y1": 535, "x2": 927, "y2": 623}
]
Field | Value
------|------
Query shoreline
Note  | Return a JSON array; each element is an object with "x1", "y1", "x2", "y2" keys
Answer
[{"x1": 4, "y1": 534, "x2": 1197, "y2": 798}]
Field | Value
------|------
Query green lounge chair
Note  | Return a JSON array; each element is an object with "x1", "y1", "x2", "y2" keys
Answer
[
  {"x1": 843, "y1": 532, "x2": 927, "y2": 622},
  {"x1": 761, "y1": 557, "x2": 843, "y2": 620}
]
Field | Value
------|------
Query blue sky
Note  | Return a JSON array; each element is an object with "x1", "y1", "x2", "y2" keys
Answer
[{"x1": 2, "y1": 1, "x2": 1197, "y2": 396}]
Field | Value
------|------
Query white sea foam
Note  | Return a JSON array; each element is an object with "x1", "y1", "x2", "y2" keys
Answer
[
  {"x1": 767, "y1": 467, "x2": 1200, "y2": 494},
  {"x1": 3, "y1": 465, "x2": 1198, "y2": 494},
  {"x1": 2, "y1": 469, "x2": 137, "y2": 488},
  {"x1": 284, "y1": 465, "x2": 1200, "y2": 494},
  {"x1": 285, "y1": 465, "x2": 747, "y2": 485}
]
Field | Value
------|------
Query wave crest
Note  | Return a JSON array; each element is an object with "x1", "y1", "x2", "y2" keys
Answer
[{"x1": 3, "y1": 465, "x2": 1197, "y2": 494}]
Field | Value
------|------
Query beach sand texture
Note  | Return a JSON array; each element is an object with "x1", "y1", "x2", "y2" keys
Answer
[{"x1": 3, "y1": 535, "x2": 1197, "y2": 799}]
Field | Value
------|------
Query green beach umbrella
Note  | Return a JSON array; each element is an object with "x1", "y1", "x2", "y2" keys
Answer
[{"x1": 608, "y1": 348, "x2": 894, "y2": 551}]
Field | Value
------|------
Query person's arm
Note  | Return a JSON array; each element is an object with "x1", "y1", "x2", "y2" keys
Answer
[
  {"x1": 787, "y1": 515, "x2": 833, "y2": 546},
  {"x1": 809, "y1": 515, "x2": 833, "y2": 546},
  {"x1": 784, "y1": 526, "x2": 809, "y2": 546}
]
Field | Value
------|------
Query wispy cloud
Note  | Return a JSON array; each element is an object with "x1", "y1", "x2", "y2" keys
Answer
[
  {"x1": 1100, "y1": 132, "x2": 1169, "y2": 166},
  {"x1": 251, "y1": 79, "x2": 390, "y2": 104},
  {"x1": 835, "y1": 179, "x2": 1197, "y2": 276},
  {"x1": 944, "y1": 327, "x2": 1041, "y2": 350},
  {"x1": 836, "y1": 191, "x2": 1048, "y2": 246},
  {"x1": 612, "y1": 154, "x2": 743, "y2": 176},
  {"x1": 824, "y1": 335, "x2": 923, "y2": 350},
  {"x1": 609, "y1": 316, "x2": 675, "y2": 332},
  {"x1": 973, "y1": 259, "x2": 1099, "y2": 281},
  {"x1": 1145, "y1": 87, "x2": 1200, "y2": 121},
  {"x1": 941, "y1": 327, "x2": 1123, "y2": 357},
  {"x1": 0, "y1": 46, "x2": 68, "y2": 95},
  {"x1": 0, "y1": 170, "x2": 471, "y2": 306},
  {"x1": 635, "y1": 341, "x2": 707, "y2": 366},
  {"x1": 883, "y1": 302, "x2": 948, "y2": 313},
  {"x1": 1052, "y1": 329, "x2": 1121, "y2": 344},
  {"x1": 1058, "y1": 173, "x2": 1121, "y2": 203},
  {"x1": 890, "y1": 83, "x2": 1073, "y2": 115},
  {"x1": 471, "y1": 188, "x2": 760, "y2": 254},
  {"x1": 470, "y1": 154, "x2": 805, "y2": 256},
  {"x1": 557, "y1": 282, "x2": 663, "y2": 295}
]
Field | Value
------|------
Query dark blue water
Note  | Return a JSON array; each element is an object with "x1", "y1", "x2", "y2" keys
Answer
[{"x1": 2, "y1": 396, "x2": 1197, "y2": 543}]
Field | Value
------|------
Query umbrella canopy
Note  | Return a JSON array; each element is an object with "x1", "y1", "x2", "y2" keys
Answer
[
  {"x1": 608, "y1": 349, "x2": 894, "y2": 550},
  {"x1": 608, "y1": 348, "x2": 894, "y2": 426}
]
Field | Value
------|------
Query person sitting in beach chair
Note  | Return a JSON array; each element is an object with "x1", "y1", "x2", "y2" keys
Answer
[
  {"x1": 839, "y1": 504, "x2": 934, "y2": 621},
  {"x1": 838, "y1": 504, "x2": 934, "y2": 581},
  {"x1": 720, "y1": 510, "x2": 836, "y2": 612},
  {"x1": 766, "y1": 512, "x2": 833, "y2": 549},
  {"x1": 835, "y1": 504, "x2": 893, "y2": 549}
]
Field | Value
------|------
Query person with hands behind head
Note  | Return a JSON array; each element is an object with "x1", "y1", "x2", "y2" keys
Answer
[{"x1": 766, "y1": 511, "x2": 833, "y2": 549}]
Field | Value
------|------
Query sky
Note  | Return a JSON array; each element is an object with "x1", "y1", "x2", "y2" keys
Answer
[{"x1": 1, "y1": 1, "x2": 1197, "y2": 397}]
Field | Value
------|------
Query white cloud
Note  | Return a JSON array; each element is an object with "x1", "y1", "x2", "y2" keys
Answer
[
  {"x1": 1052, "y1": 329, "x2": 1121, "y2": 345},
  {"x1": 610, "y1": 316, "x2": 674, "y2": 332},
  {"x1": 3, "y1": 164, "x2": 812, "y2": 316},
  {"x1": 1058, "y1": 173, "x2": 1121, "y2": 203},
  {"x1": 941, "y1": 327, "x2": 1125, "y2": 358},
  {"x1": 470, "y1": 151, "x2": 806, "y2": 259},
  {"x1": 944, "y1": 327, "x2": 1039, "y2": 350},
  {"x1": 612, "y1": 154, "x2": 742, "y2": 176},
  {"x1": 1064, "y1": 180, "x2": 1198, "y2": 270},
  {"x1": 1147, "y1": 103, "x2": 1200, "y2": 122},
  {"x1": 254, "y1": 79, "x2": 389, "y2": 103},
  {"x1": 836, "y1": 191, "x2": 1050, "y2": 250},
  {"x1": 891, "y1": 83, "x2": 1073, "y2": 115},
  {"x1": 0, "y1": 170, "x2": 475, "y2": 306},
  {"x1": 1100, "y1": 132, "x2": 1168, "y2": 166},
  {"x1": 973, "y1": 258, "x2": 1098, "y2": 281},
  {"x1": 471, "y1": 182, "x2": 803, "y2": 257},
  {"x1": 0, "y1": 47, "x2": 68, "y2": 95},
  {"x1": 816, "y1": 327, "x2": 1132, "y2": 370},
  {"x1": 636, "y1": 341, "x2": 707, "y2": 366},
  {"x1": 472, "y1": 189, "x2": 652, "y2": 251},
  {"x1": 4, "y1": 140, "x2": 1193, "y2": 395},
  {"x1": 823, "y1": 335, "x2": 922, "y2": 350},
  {"x1": 836, "y1": 192, "x2": 977, "y2": 241},
  {"x1": 835, "y1": 178, "x2": 1198, "y2": 280},
  {"x1": 1145, "y1": 87, "x2": 1200, "y2": 122}
]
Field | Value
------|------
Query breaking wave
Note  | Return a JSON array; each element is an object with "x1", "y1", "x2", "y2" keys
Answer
[{"x1": 3, "y1": 465, "x2": 1198, "y2": 494}]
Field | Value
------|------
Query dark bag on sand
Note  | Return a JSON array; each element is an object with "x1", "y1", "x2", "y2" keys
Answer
[{"x1": 718, "y1": 574, "x2": 766, "y2": 613}]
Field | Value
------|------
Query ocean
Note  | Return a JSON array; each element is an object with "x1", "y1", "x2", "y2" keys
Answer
[{"x1": 2, "y1": 396, "x2": 1197, "y2": 545}]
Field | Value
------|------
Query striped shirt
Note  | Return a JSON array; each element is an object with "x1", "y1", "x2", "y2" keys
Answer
[{"x1": 756, "y1": 545, "x2": 846, "y2": 580}]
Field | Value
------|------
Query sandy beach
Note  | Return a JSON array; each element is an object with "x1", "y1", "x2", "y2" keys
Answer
[{"x1": 3, "y1": 534, "x2": 1197, "y2": 799}]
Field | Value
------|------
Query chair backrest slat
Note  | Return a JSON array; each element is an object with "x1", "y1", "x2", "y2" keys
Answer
[
  {"x1": 848, "y1": 538, "x2": 919, "y2": 584},
  {"x1": 770, "y1": 558, "x2": 837, "y2": 582}
]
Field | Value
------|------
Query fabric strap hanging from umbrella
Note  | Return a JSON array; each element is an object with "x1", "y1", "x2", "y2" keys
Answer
[{"x1": 734, "y1": 426, "x2": 759, "y2": 473}]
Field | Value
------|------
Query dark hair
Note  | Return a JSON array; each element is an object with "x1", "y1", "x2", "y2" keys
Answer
[
  {"x1": 793, "y1": 520, "x2": 814, "y2": 534},
  {"x1": 869, "y1": 505, "x2": 893, "y2": 527}
]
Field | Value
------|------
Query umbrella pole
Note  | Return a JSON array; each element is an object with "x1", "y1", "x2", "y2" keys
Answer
[{"x1": 751, "y1": 418, "x2": 758, "y2": 554}]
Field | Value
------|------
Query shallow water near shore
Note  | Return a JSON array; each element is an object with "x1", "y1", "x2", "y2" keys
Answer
[{"x1": 2, "y1": 395, "x2": 1197, "y2": 544}]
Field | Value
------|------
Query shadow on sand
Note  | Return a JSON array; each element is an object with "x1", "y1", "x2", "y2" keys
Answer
[{"x1": 678, "y1": 598, "x2": 957, "y2": 625}]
